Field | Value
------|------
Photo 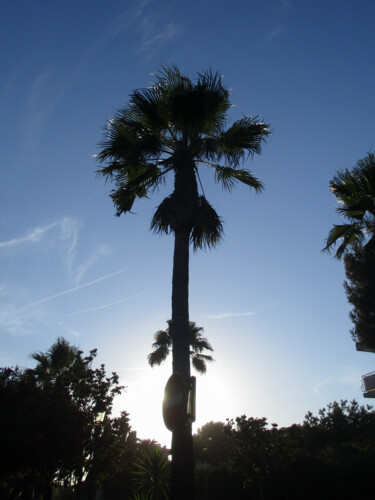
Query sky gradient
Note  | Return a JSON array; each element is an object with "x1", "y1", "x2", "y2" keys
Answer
[{"x1": 1, "y1": 0, "x2": 375, "y2": 446}]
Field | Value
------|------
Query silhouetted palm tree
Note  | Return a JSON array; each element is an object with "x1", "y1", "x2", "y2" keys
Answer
[
  {"x1": 30, "y1": 337, "x2": 78, "y2": 386},
  {"x1": 324, "y1": 153, "x2": 375, "y2": 259},
  {"x1": 132, "y1": 445, "x2": 170, "y2": 500},
  {"x1": 97, "y1": 66, "x2": 269, "y2": 499},
  {"x1": 148, "y1": 320, "x2": 214, "y2": 374}
]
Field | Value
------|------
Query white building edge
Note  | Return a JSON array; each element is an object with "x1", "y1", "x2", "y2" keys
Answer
[{"x1": 356, "y1": 341, "x2": 375, "y2": 398}]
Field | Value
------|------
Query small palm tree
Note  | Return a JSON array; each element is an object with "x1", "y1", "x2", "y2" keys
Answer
[
  {"x1": 132, "y1": 445, "x2": 170, "y2": 500},
  {"x1": 323, "y1": 153, "x2": 375, "y2": 259},
  {"x1": 148, "y1": 320, "x2": 214, "y2": 374}
]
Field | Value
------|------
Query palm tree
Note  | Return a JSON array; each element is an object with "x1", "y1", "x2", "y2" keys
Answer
[
  {"x1": 30, "y1": 337, "x2": 78, "y2": 387},
  {"x1": 97, "y1": 66, "x2": 269, "y2": 499},
  {"x1": 132, "y1": 445, "x2": 170, "y2": 500},
  {"x1": 148, "y1": 320, "x2": 214, "y2": 374},
  {"x1": 323, "y1": 153, "x2": 375, "y2": 259}
]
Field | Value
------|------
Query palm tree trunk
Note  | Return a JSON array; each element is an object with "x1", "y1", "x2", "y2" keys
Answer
[
  {"x1": 170, "y1": 229, "x2": 194, "y2": 500},
  {"x1": 171, "y1": 230, "x2": 190, "y2": 376}
]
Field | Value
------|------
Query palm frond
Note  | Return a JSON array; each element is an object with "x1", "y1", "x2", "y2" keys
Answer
[
  {"x1": 188, "y1": 325, "x2": 213, "y2": 353},
  {"x1": 212, "y1": 165, "x2": 264, "y2": 192},
  {"x1": 130, "y1": 86, "x2": 169, "y2": 132},
  {"x1": 191, "y1": 353, "x2": 214, "y2": 374},
  {"x1": 150, "y1": 194, "x2": 184, "y2": 234},
  {"x1": 148, "y1": 345, "x2": 170, "y2": 367},
  {"x1": 103, "y1": 162, "x2": 172, "y2": 216},
  {"x1": 152, "y1": 329, "x2": 171, "y2": 348},
  {"x1": 109, "y1": 185, "x2": 143, "y2": 216},
  {"x1": 155, "y1": 65, "x2": 192, "y2": 94},
  {"x1": 132, "y1": 446, "x2": 170, "y2": 499},
  {"x1": 153, "y1": 66, "x2": 231, "y2": 136},
  {"x1": 323, "y1": 224, "x2": 365, "y2": 259},
  {"x1": 148, "y1": 320, "x2": 214, "y2": 373},
  {"x1": 30, "y1": 351, "x2": 48, "y2": 364},
  {"x1": 190, "y1": 336, "x2": 214, "y2": 353},
  {"x1": 148, "y1": 329, "x2": 171, "y2": 367},
  {"x1": 324, "y1": 153, "x2": 375, "y2": 258},
  {"x1": 191, "y1": 356, "x2": 206, "y2": 374},
  {"x1": 193, "y1": 69, "x2": 231, "y2": 133},
  {"x1": 217, "y1": 117, "x2": 270, "y2": 166},
  {"x1": 97, "y1": 115, "x2": 163, "y2": 168},
  {"x1": 190, "y1": 196, "x2": 224, "y2": 250},
  {"x1": 336, "y1": 204, "x2": 367, "y2": 220}
]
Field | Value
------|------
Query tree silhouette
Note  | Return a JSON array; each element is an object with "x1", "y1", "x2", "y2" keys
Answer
[
  {"x1": 132, "y1": 444, "x2": 170, "y2": 500},
  {"x1": 148, "y1": 320, "x2": 214, "y2": 374},
  {"x1": 324, "y1": 153, "x2": 375, "y2": 259},
  {"x1": 0, "y1": 339, "x2": 125, "y2": 499},
  {"x1": 343, "y1": 244, "x2": 375, "y2": 348},
  {"x1": 324, "y1": 153, "x2": 375, "y2": 348},
  {"x1": 97, "y1": 66, "x2": 269, "y2": 499}
]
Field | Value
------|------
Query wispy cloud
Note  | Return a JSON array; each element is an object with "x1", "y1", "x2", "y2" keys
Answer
[
  {"x1": 54, "y1": 293, "x2": 141, "y2": 319},
  {"x1": 20, "y1": 266, "x2": 130, "y2": 311},
  {"x1": 313, "y1": 380, "x2": 330, "y2": 396},
  {"x1": 0, "y1": 222, "x2": 59, "y2": 249},
  {"x1": 99, "y1": 0, "x2": 179, "y2": 58},
  {"x1": 118, "y1": 366, "x2": 150, "y2": 372},
  {"x1": 0, "y1": 217, "x2": 79, "y2": 251},
  {"x1": 97, "y1": 0, "x2": 153, "y2": 47},
  {"x1": 206, "y1": 312, "x2": 255, "y2": 320},
  {"x1": 24, "y1": 69, "x2": 70, "y2": 149},
  {"x1": 58, "y1": 322, "x2": 81, "y2": 338},
  {"x1": 0, "y1": 217, "x2": 81, "y2": 285},
  {"x1": 313, "y1": 369, "x2": 363, "y2": 396},
  {"x1": 139, "y1": 21, "x2": 179, "y2": 54},
  {"x1": 60, "y1": 218, "x2": 80, "y2": 274},
  {"x1": 0, "y1": 299, "x2": 48, "y2": 336},
  {"x1": 76, "y1": 244, "x2": 112, "y2": 285},
  {"x1": 267, "y1": 26, "x2": 286, "y2": 41},
  {"x1": 19, "y1": 1, "x2": 174, "y2": 138},
  {"x1": 0, "y1": 267, "x2": 133, "y2": 336},
  {"x1": 0, "y1": 68, "x2": 21, "y2": 118},
  {"x1": 0, "y1": 218, "x2": 131, "y2": 336}
]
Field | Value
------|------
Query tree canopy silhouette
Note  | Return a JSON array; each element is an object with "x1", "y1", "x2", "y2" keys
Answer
[
  {"x1": 324, "y1": 153, "x2": 375, "y2": 259},
  {"x1": 324, "y1": 153, "x2": 375, "y2": 348},
  {"x1": 0, "y1": 339, "x2": 126, "y2": 499},
  {"x1": 343, "y1": 244, "x2": 375, "y2": 348}
]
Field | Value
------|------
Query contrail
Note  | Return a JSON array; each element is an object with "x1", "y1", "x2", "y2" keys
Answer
[
  {"x1": 53, "y1": 293, "x2": 141, "y2": 319},
  {"x1": 206, "y1": 312, "x2": 255, "y2": 320},
  {"x1": 19, "y1": 266, "x2": 129, "y2": 310}
]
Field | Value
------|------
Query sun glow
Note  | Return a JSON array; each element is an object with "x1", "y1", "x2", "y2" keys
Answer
[{"x1": 113, "y1": 362, "x2": 237, "y2": 447}]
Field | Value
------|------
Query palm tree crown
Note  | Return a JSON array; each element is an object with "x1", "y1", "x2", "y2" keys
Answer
[
  {"x1": 324, "y1": 153, "x2": 375, "y2": 259},
  {"x1": 148, "y1": 320, "x2": 214, "y2": 374},
  {"x1": 30, "y1": 337, "x2": 79, "y2": 386},
  {"x1": 97, "y1": 66, "x2": 269, "y2": 247}
]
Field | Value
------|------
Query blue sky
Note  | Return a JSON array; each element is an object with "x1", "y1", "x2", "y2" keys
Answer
[{"x1": 1, "y1": 0, "x2": 375, "y2": 445}]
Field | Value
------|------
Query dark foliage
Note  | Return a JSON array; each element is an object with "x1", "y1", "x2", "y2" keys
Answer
[
  {"x1": 0, "y1": 339, "x2": 126, "y2": 499},
  {"x1": 194, "y1": 421, "x2": 233, "y2": 467},
  {"x1": 324, "y1": 152, "x2": 375, "y2": 259},
  {"x1": 194, "y1": 400, "x2": 375, "y2": 500},
  {"x1": 324, "y1": 152, "x2": 375, "y2": 348},
  {"x1": 343, "y1": 245, "x2": 375, "y2": 348}
]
